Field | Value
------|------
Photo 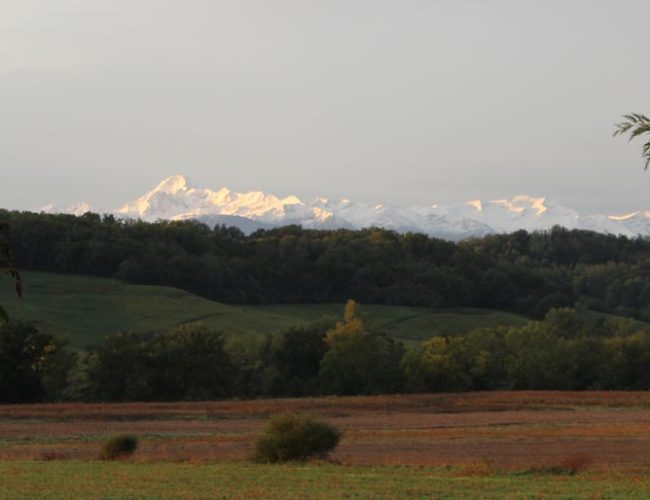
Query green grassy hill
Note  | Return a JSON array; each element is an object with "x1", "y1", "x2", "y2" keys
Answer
[
  {"x1": 2, "y1": 271, "x2": 642, "y2": 349},
  {"x1": 0, "y1": 272, "x2": 535, "y2": 348}
]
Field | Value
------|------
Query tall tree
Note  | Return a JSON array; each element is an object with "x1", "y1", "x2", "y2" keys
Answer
[
  {"x1": 614, "y1": 113, "x2": 650, "y2": 170},
  {"x1": 0, "y1": 321, "x2": 70, "y2": 403},
  {"x1": 0, "y1": 223, "x2": 22, "y2": 323},
  {"x1": 319, "y1": 300, "x2": 405, "y2": 395}
]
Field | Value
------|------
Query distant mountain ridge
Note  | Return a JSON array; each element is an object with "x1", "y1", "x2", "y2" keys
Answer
[{"x1": 39, "y1": 174, "x2": 650, "y2": 240}]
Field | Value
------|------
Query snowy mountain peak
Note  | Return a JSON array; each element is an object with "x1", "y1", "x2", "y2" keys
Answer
[
  {"x1": 609, "y1": 212, "x2": 639, "y2": 221},
  {"x1": 515, "y1": 195, "x2": 548, "y2": 215},
  {"x1": 281, "y1": 195, "x2": 303, "y2": 206},
  {"x1": 466, "y1": 200, "x2": 483, "y2": 212},
  {"x1": 608, "y1": 211, "x2": 650, "y2": 222},
  {"x1": 492, "y1": 195, "x2": 548, "y2": 215},
  {"x1": 153, "y1": 174, "x2": 190, "y2": 194},
  {"x1": 39, "y1": 202, "x2": 93, "y2": 216},
  {"x1": 113, "y1": 176, "x2": 307, "y2": 223},
  {"x1": 37, "y1": 175, "x2": 650, "y2": 240}
]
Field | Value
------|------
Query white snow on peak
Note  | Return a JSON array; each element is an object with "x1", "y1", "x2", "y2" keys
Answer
[
  {"x1": 153, "y1": 174, "x2": 190, "y2": 194},
  {"x1": 39, "y1": 202, "x2": 93, "y2": 216},
  {"x1": 281, "y1": 195, "x2": 303, "y2": 206},
  {"x1": 36, "y1": 175, "x2": 650, "y2": 240},
  {"x1": 609, "y1": 211, "x2": 641, "y2": 221},
  {"x1": 492, "y1": 195, "x2": 547, "y2": 215},
  {"x1": 466, "y1": 200, "x2": 483, "y2": 212},
  {"x1": 114, "y1": 175, "x2": 308, "y2": 224}
]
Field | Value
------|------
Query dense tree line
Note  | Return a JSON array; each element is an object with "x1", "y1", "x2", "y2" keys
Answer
[
  {"x1": 3, "y1": 304, "x2": 650, "y2": 403},
  {"x1": 4, "y1": 209, "x2": 650, "y2": 320}
]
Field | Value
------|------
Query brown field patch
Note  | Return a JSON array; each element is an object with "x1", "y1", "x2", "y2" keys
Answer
[{"x1": 2, "y1": 392, "x2": 650, "y2": 470}]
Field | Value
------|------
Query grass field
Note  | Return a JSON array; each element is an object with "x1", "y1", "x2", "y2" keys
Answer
[
  {"x1": 0, "y1": 271, "x2": 532, "y2": 347},
  {"x1": 2, "y1": 392, "x2": 650, "y2": 498},
  {"x1": 3, "y1": 461, "x2": 650, "y2": 499}
]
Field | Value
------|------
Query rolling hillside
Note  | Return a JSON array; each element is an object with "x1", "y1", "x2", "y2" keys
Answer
[{"x1": 0, "y1": 272, "x2": 536, "y2": 348}]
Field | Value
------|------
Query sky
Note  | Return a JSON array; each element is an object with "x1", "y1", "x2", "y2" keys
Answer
[{"x1": 1, "y1": 0, "x2": 649, "y2": 214}]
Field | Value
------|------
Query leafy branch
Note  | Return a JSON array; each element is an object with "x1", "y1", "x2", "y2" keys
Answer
[
  {"x1": 613, "y1": 113, "x2": 650, "y2": 170},
  {"x1": 0, "y1": 223, "x2": 22, "y2": 323}
]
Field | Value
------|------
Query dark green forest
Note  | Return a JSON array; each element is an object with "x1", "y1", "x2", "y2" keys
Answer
[{"x1": 3, "y1": 209, "x2": 650, "y2": 320}]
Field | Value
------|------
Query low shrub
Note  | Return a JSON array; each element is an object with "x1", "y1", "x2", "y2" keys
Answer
[
  {"x1": 100, "y1": 434, "x2": 138, "y2": 461},
  {"x1": 253, "y1": 413, "x2": 341, "y2": 463}
]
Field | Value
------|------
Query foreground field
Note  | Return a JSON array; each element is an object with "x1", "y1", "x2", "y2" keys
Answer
[
  {"x1": 2, "y1": 392, "x2": 650, "y2": 497},
  {"x1": 3, "y1": 392, "x2": 650, "y2": 468},
  {"x1": 3, "y1": 461, "x2": 650, "y2": 499},
  {"x1": 0, "y1": 271, "x2": 530, "y2": 347}
]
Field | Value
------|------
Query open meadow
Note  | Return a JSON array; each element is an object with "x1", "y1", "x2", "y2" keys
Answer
[
  {"x1": 2, "y1": 271, "x2": 644, "y2": 349},
  {"x1": 0, "y1": 271, "x2": 531, "y2": 348},
  {"x1": 2, "y1": 391, "x2": 650, "y2": 498}
]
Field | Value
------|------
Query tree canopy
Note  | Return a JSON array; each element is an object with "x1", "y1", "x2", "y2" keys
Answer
[
  {"x1": 5, "y1": 210, "x2": 650, "y2": 321},
  {"x1": 5, "y1": 305, "x2": 650, "y2": 403}
]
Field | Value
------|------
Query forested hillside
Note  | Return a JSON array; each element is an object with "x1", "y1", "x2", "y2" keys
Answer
[{"x1": 3, "y1": 209, "x2": 650, "y2": 320}]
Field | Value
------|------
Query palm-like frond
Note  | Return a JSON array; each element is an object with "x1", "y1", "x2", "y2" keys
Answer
[{"x1": 614, "y1": 113, "x2": 650, "y2": 170}]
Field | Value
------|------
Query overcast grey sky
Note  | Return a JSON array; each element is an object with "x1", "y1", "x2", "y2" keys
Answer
[{"x1": 1, "y1": 0, "x2": 649, "y2": 213}]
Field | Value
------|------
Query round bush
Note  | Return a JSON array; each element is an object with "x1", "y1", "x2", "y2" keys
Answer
[
  {"x1": 253, "y1": 413, "x2": 341, "y2": 463},
  {"x1": 100, "y1": 434, "x2": 138, "y2": 460}
]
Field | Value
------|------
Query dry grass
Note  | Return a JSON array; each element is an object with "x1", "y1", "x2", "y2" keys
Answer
[
  {"x1": 2, "y1": 392, "x2": 650, "y2": 470},
  {"x1": 523, "y1": 453, "x2": 596, "y2": 476},
  {"x1": 3, "y1": 391, "x2": 650, "y2": 421},
  {"x1": 36, "y1": 451, "x2": 68, "y2": 461},
  {"x1": 456, "y1": 457, "x2": 496, "y2": 476},
  {"x1": 559, "y1": 453, "x2": 595, "y2": 474}
]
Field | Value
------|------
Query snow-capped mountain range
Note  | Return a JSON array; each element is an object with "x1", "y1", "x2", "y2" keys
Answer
[{"x1": 38, "y1": 175, "x2": 650, "y2": 241}]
